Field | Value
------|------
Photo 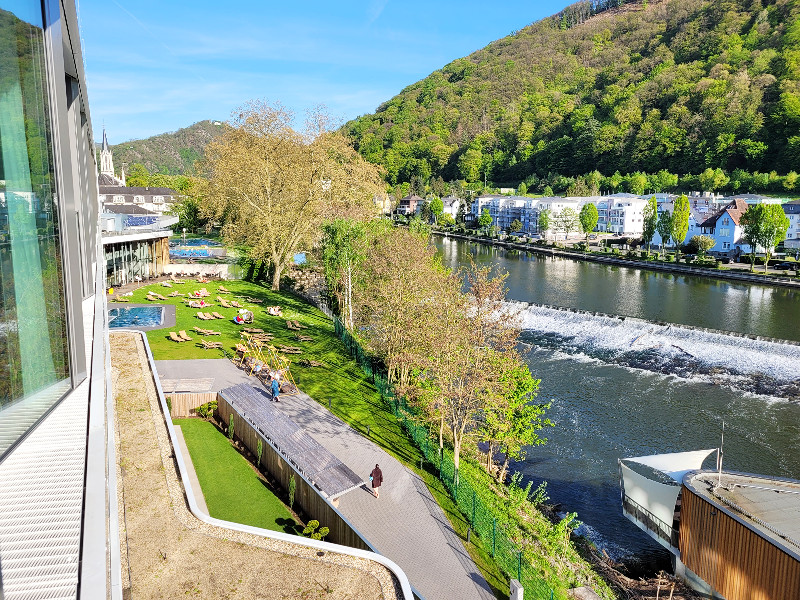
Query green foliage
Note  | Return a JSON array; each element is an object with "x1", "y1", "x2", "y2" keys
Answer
[
  {"x1": 642, "y1": 196, "x2": 657, "y2": 250},
  {"x1": 478, "y1": 208, "x2": 493, "y2": 231},
  {"x1": 288, "y1": 476, "x2": 297, "y2": 510},
  {"x1": 165, "y1": 396, "x2": 172, "y2": 415},
  {"x1": 196, "y1": 400, "x2": 217, "y2": 419},
  {"x1": 301, "y1": 519, "x2": 330, "y2": 541},
  {"x1": 108, "y1": 120, "x2": 227, "y2": 175},
  {"x1": 671, "y1": 194, "x2": 691, "y2": 254},
  {"x1": 538, "y1": 208, "x2": 551, "y2": 235},
  {"x1": 509, "y1": 218, "x2": 523, "y2": 233},
  {"x1": 344, "y1": 0, "x2": 800, "y2": 187},
  {"x1": 256, "y1": 439, "x2": 263, "y2": 467},
  {"x1": 656, "y1": 209, "x2": 672, "y2": 255},
  {"x1": 578, "y1": 203, "x2": 598, "y2": 240},
  {"x1": 429, "y1": 197, "x2": 444, "y2": 222},
  {"x1": 689, "y1": 235, "x2": 716, "y2": 257},
  {"x1": 228, "y1": 414, "x2": 235, "y2": 440},
  {"x1": 741, "y1": 203, "x2": 791, "y2": 272}
]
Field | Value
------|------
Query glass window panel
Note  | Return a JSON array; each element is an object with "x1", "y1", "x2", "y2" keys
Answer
[{"x1": 0, "y1": 3, "x2": 71, "y2": 457}]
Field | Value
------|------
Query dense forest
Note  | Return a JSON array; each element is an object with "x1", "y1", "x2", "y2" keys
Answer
[
  {"x1": 106, "y1": 120, "x2": 228, "y2": 175},
  {"x1": 344, "y1": 0, "x2": 800, "y2": 192}
]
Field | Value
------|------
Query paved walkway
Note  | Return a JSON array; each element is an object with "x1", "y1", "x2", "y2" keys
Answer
[{"x1": 155, "y1": 359, "x2": 496, "y2": 600}]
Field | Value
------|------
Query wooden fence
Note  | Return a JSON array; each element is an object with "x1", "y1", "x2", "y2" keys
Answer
[
  {"x1": 168, "y1": 393, "x2": 216, "y2": 418},
  {"x1": 216, "y1": 395, "x2": 371, "y2": 551}
]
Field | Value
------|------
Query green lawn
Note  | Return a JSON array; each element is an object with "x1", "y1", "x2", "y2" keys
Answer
[
  {"x1": 175, "y1": 417, "x2": 300, "y2": 533},
  {"x1": 129, "y1": 279, "x2": 506, "y2": 597}
]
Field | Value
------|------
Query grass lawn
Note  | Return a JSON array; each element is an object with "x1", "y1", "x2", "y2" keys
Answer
[
  {"x1": 175, "y1": 417, "x2": 300, "y2": 533},
  {"x1": 124, "y1": 278, "x2": 506, "y2": 597}
]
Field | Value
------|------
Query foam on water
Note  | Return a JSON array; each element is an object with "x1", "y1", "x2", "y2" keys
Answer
[{"x1": 517, "y1": 302, "x2": 800, "y2": 400}]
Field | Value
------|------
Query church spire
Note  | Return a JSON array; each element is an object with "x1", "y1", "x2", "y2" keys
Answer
[{"x1": 100, "y1": 127, "x2": 115, "y2": 177}]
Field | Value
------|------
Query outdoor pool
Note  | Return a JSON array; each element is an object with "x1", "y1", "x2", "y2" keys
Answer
[
  {"x1": 177, "y1": 238, "x2": 221, "y2": 247},
  {"x1": 108, "y1": 306, "x2": 164, "y2": 328}
]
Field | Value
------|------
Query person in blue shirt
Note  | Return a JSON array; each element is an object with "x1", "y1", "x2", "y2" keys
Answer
[{"x1": 271, "y1": 374, "x2": 280, "y2": 402}]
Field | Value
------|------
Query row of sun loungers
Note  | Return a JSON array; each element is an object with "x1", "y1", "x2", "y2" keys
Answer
[
  {"x1": 286, "y1": 320, "x2": 307, "y2": 330},
  {"x1": 147, "y1": 292, "x2": 168, "y2": 300},
  {"x1": 169, "y1": 330, "x2": 193, "y2": 342},
  {"x1": 193, "y1": 327, "x2": 221, "y2": 335},
  {"x1": 196, "y1": 311, "x2": 226, "y2": 320},
  {"x1": 277, "y1": 345, "x2": 303, "y2": 354},
  {"x1": 295, "y1": 334, "x2": 314, "y2": 342}
]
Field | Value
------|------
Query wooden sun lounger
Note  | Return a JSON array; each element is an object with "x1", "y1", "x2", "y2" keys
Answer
[
  {"x1": 200, "y1": 339, "x2": 223, "y2": 349},
  {"x1": 286, "y1": 320, "x2": 299, "y2": 330},
  {"x1": 218, "y1": 286, "x2": 230, "y2": 293},
  {"x1": 196, "y1": 311, "x2": 212, "y2": 320},
  {"x1": 178, "y1": 330, "x2": 193, "y2": 342},
  {"x1": 243, "y1": 328, "x2": 264, "y2": 333},
  {"x1": 220, "y1": 300, "x2": 232, "y2": 308},
  {"x1": 212, "y1": 312, "x2": 226, "y2": 319},
  {"x1": 161, "y1": 282, "x2": 172, "y2": 287},
  {"x1": 168, "y1": 291, "x2": 185, "y2": 297},
  {"x1": 230, "y1": 301, "x2": 243, "y2": 308},
  {"x1": 169, "y1": 332, "x2": 184, "y2": 343},
  {"x1": 277, "y1": 345, "x2": 303, "y2": 354},
  {"x1": 295, "y1": 334, "x2": 314, "y2": 342},
  {"x1": 113, "y1": 296, "x2": 130, "y2": 302},
  {"x1": 203, "y1": 312, "x2": 215, "y2": 320}
]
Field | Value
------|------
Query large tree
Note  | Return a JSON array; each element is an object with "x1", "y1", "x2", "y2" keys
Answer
[
  {"x1": 554, "y1": 207, "x2": 579, "y2": 240},
  {"x1": 538, "y1": 208, "x2": 551, "y2": 240},
  {"x1": 740, "y1": 204, "x2": 791, "y2": 273},
  {"x1": 671, "y1": 194, "x2": 691, "y2": 260},
  {"x1": 642, "y1": 196, "x2": 658, "y2": 254},
  {"x1": 656, "y1": 209, "x2": 672, "y2": 259},
  {"x1": 204, "y1": 101, "x2": 384, "y2": 289},
  {"x1": 579, "y1": 203, "x2": 598, "y2": 243}
]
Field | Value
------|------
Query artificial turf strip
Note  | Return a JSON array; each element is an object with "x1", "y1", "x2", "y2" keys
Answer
[
  {"x1": 174, "y1": 417, "x2": 300, "y2": 534},
  {"x1": 126, "y1": 279, "x2": 505, "y2": 597}
]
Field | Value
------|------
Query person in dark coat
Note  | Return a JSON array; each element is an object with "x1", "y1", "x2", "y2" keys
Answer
[{"x1": 370, "y1": 464, "x2": 383, "y2": 498}]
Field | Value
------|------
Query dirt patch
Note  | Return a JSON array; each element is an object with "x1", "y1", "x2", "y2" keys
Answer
[{"x1": 111, "y1": 331, "x2": 400, "y2": 600}]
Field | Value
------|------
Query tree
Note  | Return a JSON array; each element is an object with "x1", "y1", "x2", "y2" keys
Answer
[
  {"x1": 689, "y1": 235, "x2": 716, "y2": 258},
  {"x1": 204, "y1": 101, "x2": 384, "y2": 289},
  {"x1": 478, "y1": 207, "x2": 493, "y2": 233},
  {"x1": 671, "y1": 194, "x2": 690, "y2": 260},
  {"x1": 538, "y1": 208, "x2": 551, "y2": 240},
  {"x1": 642, "y1": 195, "x2": 658, "y2": 254},
  {"x1": 479, "y1": 362, "x2": 552, "y2": 483},
  {"x1": 321, "y1": 219, "x2": 372, "y2": 330},
  {"x1": 429, "y1": 196, "x2": 444, "y2": 224},
  {"x1": 126, "y1": 163, "x2": 149, "y2": 187},
  {"x1": 740, "y1": 204, "x2": 791, "y2": 273},
  {"x1": 656, "y1": 209, "x2": 672, "y2": 258},
  {"x1": 509, "y1": 218, "x2": 523, "y2": 233},
  {"x1": 554, "y1": 207, "x2": 579, "y2": 240},
  {"x1": 579, "y1": 203, "x2": 599, "y2": 242}
]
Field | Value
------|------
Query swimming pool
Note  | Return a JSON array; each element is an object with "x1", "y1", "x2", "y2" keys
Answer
[
  {"x1": 108, "y1": 306, "x2": 165, "y2": 328},
  {"x1": 171, "y1": 249, "x2": 212, "y2": 257},
  {"x1": 175, "y1": 238, "x2": 221, "y2": 247}
]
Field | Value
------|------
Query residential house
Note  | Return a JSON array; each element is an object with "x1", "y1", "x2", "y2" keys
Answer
[
  {"x1": 783, "y1": 200, "x2": 800, "y2": 250},
  {"x1": 697, "y1": 198, "x2": 752, "y2": 254},
  {"x1": 441, "y1": 195, "x2": 464, "y2": 219},
  {"x1": 396, "y1": 194, "x2": 422, "y2": 216}
]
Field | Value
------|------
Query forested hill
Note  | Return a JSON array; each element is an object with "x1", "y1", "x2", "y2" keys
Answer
[
  {"x1": 107, "y1": 120, "x2": 228, "y2": 175},
  {"x1": 344, "y1": 0, "x2": 800, "y2": 188}
]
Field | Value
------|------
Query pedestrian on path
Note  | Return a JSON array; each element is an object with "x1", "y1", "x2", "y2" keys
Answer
[
  {"x1": 271, "y1": 375, "x2": 280, "y2": 402},
  {"x1": 370, "y1": 464, "x2": 383, "y2": 498}
]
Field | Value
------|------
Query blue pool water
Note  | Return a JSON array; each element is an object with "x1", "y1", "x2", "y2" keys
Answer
[
  {"x1": 108, "y1": 306, "x2": 164, "y2": 328},
  {"x1": 179, "y1": 238, "x2": 220, "y2": 247},
  {"x1": 171, "y1": 249, "x2": 211, "y2": 257}
]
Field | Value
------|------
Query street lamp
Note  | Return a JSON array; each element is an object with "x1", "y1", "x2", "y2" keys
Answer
[{"x1": 182, "y1": 228, "x2": 186, "y2": 245}]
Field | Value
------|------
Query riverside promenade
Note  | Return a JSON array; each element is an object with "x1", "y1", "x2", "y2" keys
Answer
[
  {"x1": 156, "y1": 359, "x2": 497, "y2": 600},
  {"x1": 434, "y1": 230, "x2": 800, "y2": 289}
]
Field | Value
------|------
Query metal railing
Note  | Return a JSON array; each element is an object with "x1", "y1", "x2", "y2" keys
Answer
[{"x1": 622, "y1": 494, "x2": 679, "y2": 549}]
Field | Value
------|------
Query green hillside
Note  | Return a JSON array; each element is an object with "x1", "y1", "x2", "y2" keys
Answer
[
  {"x1": 108, "y1": 120, "x2": 228, "y2": 175},
  {"x1": 344, "y1": 0, "x2": 800, "y2": 188}
]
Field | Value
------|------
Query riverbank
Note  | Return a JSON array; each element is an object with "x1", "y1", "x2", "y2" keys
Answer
[{"x1": 433, "y1": 231, "x2": 800, "y2": 290}]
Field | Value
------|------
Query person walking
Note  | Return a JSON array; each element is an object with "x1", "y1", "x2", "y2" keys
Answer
[
  {"x1": 370, "y1": 464, "x2": 383, "y2": 498},
  {"x1": 271, "y1": 374, "x2": 280, "y2": 402}
]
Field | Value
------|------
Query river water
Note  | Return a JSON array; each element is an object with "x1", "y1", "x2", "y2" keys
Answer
[{"x1": 433, "y1": 237, "x2": 800, "y2": 571}]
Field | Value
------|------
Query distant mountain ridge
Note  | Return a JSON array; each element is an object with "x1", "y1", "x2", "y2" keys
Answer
[
  {"x1": 106, "y1": 120, "x2": 228, "y2": 175},
  {"x1": 344, "y1": 0, "x2": 800, "y2": 186}
]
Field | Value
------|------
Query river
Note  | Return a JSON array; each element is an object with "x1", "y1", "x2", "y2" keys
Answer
[{"x1": 433, "y1": 236, "x2": 800, "y2": 572}]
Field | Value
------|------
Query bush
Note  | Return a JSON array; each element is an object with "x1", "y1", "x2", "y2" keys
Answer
[
  {"x1": 196, "y1": 400, "x2": 217, "y2": 419},
  {"x1": 684, "y1": 256, "x2": 693, "y2": 264},
  {"x1": 626, "y1": 250, "x2": 637, "y2": 259},
  {"x1": 166, "y1": 396, "x2": 172, "y2": 415},
  {"x1": 612, "y1": 248, "x2": 621, "y2": 256},
  {"x1": 640, "y1": 251, "x2": 649, "y2": 259}
]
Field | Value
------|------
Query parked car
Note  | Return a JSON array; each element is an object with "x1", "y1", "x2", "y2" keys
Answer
[{"x1": 775, "y1": 262, "x2": 796, "y2": 270}]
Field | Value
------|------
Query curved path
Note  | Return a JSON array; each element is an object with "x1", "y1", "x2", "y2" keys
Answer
[{"x1": 155, "y1": 358, "x2": 497, "y2": 600}]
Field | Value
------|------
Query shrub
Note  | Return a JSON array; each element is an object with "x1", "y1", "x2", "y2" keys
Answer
[
  {"x1": 612, "y1": 248, "x2": 620, "y2": 256},
  {"x1": 166, "y1": 396, "x2": 172, "y2": 415},
  {"x1": 196, "y1": 400, "x2": 217, "y2": 419},
  {"x1": 301, "y1": 519, "x2": 329, "y2": 541},
  {"x1": 256, "y1": 439, "x2": 263, "y2": 467},
  {"x1": 228, "y1": 414, "x2": 234, "y2": 440},
  {"x1": 626, "y1": 250, "x2": 637, "y2": 259},
  {"x1": 684, "y1": 256, "x2": 693, "y2": 264},
  {"x1": 289, "y1": 476, "x2": 297, "y2": 509},
  {"x1": 640, "y1": 251, "x2": 649, "y2": 259}
]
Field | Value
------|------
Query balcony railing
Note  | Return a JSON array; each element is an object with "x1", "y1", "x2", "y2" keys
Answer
[{"x1": 622, "y1": 494, "x2": 679, "y2": 550}]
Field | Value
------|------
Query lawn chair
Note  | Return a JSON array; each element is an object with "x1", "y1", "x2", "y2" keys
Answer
[
  {"x1": 200, "y1": 339, "x2": 223, "y2": 349},
  {"x1": 113, "y1": 296, "x2": 130, "y2": 302},
  {"x1": 196, "y1": 311, "x2": 211, "y2": 320},
  {"x1": 169, "y1": 332, "x2": 184, "y2": 343},
  {"x1": 161, "y1": 281, "x2": 172, "y2": 287},
  {"x1": 218, "y1": 285, "x2": 231, "y2": 293},
  {"x1": 230, "y1": 301, "x2": 243, "y2": 308},
  {"x1": 220, "y1": 300, "x2": 232, "y2": 308},
  {"x1": 243, "y1": 328, "x2": 264, "y2": 333},
  {"x1": 286, "y1": 320, "x2": 299, "y2": 330},
  {"x1": 212, "y1": 312, "x2": 226, "y2": 319},
  {"x1": 202, "y1": 312, "x2": 215, "y2": 320},
  {"x1": 267, "y1": 306, "x2": 283, "y2": 316},
  {"x1": 178, "y1": 330, "x2": 193, "y2": 342}
]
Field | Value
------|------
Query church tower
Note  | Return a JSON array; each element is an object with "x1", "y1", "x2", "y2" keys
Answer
[{"x1": 100, "y1": 128, "x2": 114, "y2": 177}]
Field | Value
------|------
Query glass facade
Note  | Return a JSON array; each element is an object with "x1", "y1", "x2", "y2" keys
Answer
[
  {"x1": 0, "y1": 2, "x2": 71, "y2": 455},
  {"x1": 105, "y1": 238, "x2": 166, "y2": 288}
]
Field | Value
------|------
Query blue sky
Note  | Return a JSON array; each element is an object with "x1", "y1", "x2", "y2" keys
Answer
[{"x1": 80, "y1": 0, "x2": 572, "y2": 143}]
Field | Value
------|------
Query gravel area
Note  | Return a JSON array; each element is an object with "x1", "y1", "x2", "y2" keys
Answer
[{"x1": 111, "y1": 331, "x2": 401, "y2": 600}]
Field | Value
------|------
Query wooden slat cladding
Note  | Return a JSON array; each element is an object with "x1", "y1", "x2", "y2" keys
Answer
[
  {"x1": 216, "y1": 395, "x2": 372, "y2": 551},
  {"x1": 680, "y1": 487, "x2": 800, "y2": 600},
  {"x1": 168, "y1": 392, "x2": 216, "y2": 417}
]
